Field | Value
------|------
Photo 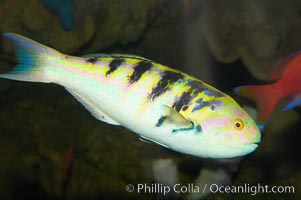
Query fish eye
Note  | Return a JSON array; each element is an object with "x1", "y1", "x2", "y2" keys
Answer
[{"x1": 234, "y1": 119, "x2": 244, "y2": 130}]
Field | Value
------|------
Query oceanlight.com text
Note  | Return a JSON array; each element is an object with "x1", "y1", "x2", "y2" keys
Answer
[
  {"x1": 125, "y1": 183, "x2": 295, "y2": 196},
  {"x1": 210, "y1": 183, "x2": 294, "y2": 195}
]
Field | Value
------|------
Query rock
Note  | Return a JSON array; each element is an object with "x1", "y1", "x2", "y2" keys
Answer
[{"x1": 199, "y1": 0, "x2": 301, "y2": 80}]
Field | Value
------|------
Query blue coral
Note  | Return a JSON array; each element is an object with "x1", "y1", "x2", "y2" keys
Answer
[{"x1": 42, "y1": 0, "x2": 73, "y2": 31}]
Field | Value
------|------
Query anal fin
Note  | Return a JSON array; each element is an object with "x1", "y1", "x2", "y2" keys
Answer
[{"x1": 66, "y1": 88, "x2": 120, "y2": 125}]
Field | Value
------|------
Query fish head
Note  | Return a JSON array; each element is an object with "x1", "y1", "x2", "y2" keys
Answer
[{"x1": 197, "y1": 96, "x2": 261, "y2": 158}]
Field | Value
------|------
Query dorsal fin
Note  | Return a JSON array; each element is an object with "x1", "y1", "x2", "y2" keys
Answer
[{"x1": 82, "y1": 53, "x2": 151, "y2": 62}]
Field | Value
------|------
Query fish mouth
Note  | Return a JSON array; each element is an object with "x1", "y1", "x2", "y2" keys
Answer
[
  {"x1": 245, "y1": 140, "x2": 260, "y2": 145},
  {"x1": 245, "y1": 142, "x2": 260, "y2": 149},
  {"x1": 250, "y1": 143, "x2": 259, "y2": 147},
  {"x1": 251, "y1": 141, "x2": 260, "y2": 145}
]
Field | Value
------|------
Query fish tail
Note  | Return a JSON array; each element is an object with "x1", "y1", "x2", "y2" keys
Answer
[
  {"x1": 0, "y1": 33, "x2": 62, "y2": 83},
  {"x1": 234, "y1": 84, "x2": 280, "y2": 125}
]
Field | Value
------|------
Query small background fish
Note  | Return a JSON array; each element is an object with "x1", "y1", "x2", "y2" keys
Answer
[{"x1": 235, "y1": 50, "x2": 301, "y2": 127}]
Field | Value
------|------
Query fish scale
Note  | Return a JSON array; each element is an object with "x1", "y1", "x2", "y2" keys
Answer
[
  {"x1": 0, "y1": 33, "x2": 261, "y2": 158},
  {"x1": 81, "y1": 55, "x2": 196, "y2": 114}
]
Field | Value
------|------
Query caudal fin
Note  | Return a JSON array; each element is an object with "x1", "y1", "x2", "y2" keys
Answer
[
  {"x1": 0, "y1": 33, "x2": 61, "y2": 83},
  {"x1": 234, "y1": 84, "x2": 280, "y2": 126}
]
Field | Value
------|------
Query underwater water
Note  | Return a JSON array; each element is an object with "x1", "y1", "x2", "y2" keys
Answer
[{"x1": 0, "y1": 0, "x2": 300, "y2": 199}]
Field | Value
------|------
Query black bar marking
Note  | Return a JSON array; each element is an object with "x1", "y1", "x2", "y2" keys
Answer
[
  {"x1": 148, "y1": 71, "x2": 184, "y2": 101},
  {"x1": 192, "y1": 98, "x2": 222, "y2": 112},
  {"x1": 156, "y1": 116, "x2": 167, "y2": 127},
  {"x1": 195, "y1": 125, "x2": 202, "y2": 132},
  {"x1": 86, "y1": 57, "x2": 98, "y2": 64},
  {"x1": 171, "y1": 80, "x2": 225, "y2": 112},
  {"x1": 188, "y1": 80, "x2": 225, "y2": 98},
  {"x1": 106, "y1": 58, "x2": 125, "y2": 76},
  {"x1": 172, "y1": 121, "x2": 194, "y2": 133},
  {"x1": 172, "y1": 91, "x2": 192, "y2": 112},
  {"x1": 171, "y1": 81, "x2": 204, "y2": 112},
  {"x1": 182, "y1": 105, "x2": 188, "y2": 111},
  {"x1": 129, "y1": 61, "x2": 152, "y2": 84}
]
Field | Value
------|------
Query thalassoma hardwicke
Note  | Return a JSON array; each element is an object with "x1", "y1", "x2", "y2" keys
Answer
[{"x1": 0, "y1": 33, "x2": 261, "y2": 158}]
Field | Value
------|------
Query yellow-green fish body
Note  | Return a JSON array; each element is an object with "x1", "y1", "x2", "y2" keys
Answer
[{"x1": 0, "y1": 33, "x2": 261, "y2": 158}]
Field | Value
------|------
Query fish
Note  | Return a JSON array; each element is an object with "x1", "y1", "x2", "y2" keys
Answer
[
  {"x1": 235, "y1": 51, "x2": 301, "y2": 128},
  {"x1": 0, "y1": 33, "x2": 261, "y2": 159}
]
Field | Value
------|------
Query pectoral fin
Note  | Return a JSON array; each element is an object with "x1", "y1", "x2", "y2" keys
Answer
[{"x1": 156, "y1": 106, "x2": 194, "y2": 130}]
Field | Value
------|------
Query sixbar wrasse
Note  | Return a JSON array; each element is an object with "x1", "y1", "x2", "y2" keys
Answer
[{"x1": 0, "y1": 33, "x2": 261, "y2": 158}]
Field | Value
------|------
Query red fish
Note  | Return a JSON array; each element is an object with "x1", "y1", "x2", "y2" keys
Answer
[{"x1": 235, "y1": 51, "x2": 301, "y2": 127}]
